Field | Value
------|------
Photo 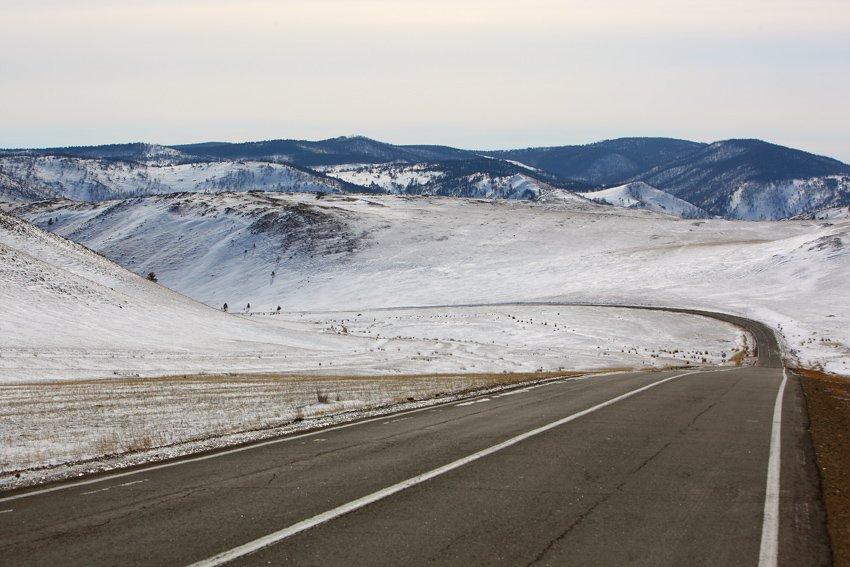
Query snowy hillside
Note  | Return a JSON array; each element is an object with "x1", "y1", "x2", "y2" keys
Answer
[
  {"x1": 485, "y1": 138, "x2": 705, "y2": 185},
  {"x1": 17, "y1": 192, "x2": 850, "y2": 374},
  {"x1": 635, "y1": 139, "x2": 850, "y2": 219},
  {"x1": 319, "y1": 162, "x2": 585, "y2": 201},
  {"x1": 173, "y1": 135, "x2": 476, "y2": 166},
  {"x1": 434, "y1": 173, "x2": 582, "y2": 200},
  {"x1": 0, "y1": 209, "x2": 384, "y2": 381},
  {"x1": 318, "y1": 163, "x2": 446, "y2": 192},
  {"x1": 0, "y1": 143, "x2": 195, "y2": 166},
  {"x1": 583, "y1": 182, "x2": 711, "y2": 218},
  {"x1": 794, "y1": 206, "x2": 850, "y2": 221},
  {"x1": 724, "y1": 176, "x2": 850, "y2": 221},
  {"x1": 1, "y1": 207, "x2": 748, "y2": 386},
  {"x1": 0, "y1": 155, "x2": 345, "y2": 202},
  {"x1": 4, "y1": 136, "x2": 850, "y2": 219}
]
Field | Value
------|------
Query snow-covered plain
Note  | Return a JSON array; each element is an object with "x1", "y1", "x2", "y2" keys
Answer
[
  {"x1": 2, "y1": 210, "x2": 750, "y2": 480},
  {"x1": 18, "y1": 192, "x2": 848, "y2": 374},
  {"x1": 1, "y1": 207, "x2": 746, "y2": 381}
]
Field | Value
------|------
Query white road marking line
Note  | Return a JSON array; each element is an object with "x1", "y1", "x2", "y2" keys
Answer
[
  {"x1": 382, "y1": 417, "x2": 410, "y2": 425},
  {"x1": 0, "y1": 371, "x2": 603, "y2": 505},
  {"x1": 187, "y1": 369, "x2": 703, "y2": 567},
  {"x1": 119, "y1": 479, "x2": 148, "y2": 487},
  {"x1": 81, "y1": 487, "x2": 111, "y2": 496},
  {"x1": 494, "y1": 388, "x2": 531, "y2": 398},
  {"x1": 0, "y1": 509, "x2": 13, "y2": 514},
  {"x1": 455, "y1": 397, "x2": 491, "y2": 406},
  {"x1": 758, "y1": 367, "x2": 788, "y2": 567}
]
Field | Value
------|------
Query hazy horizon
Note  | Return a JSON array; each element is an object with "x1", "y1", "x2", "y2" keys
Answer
[{"x1": 2, "y1": 0, "x2": 849, "y2": 161}]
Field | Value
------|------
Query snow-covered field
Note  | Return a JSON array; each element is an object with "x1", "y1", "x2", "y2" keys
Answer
[
  {"x1": 0, "y1": 204, "x2": 741, "y2": 379},
  {"x1": 1, "y1": 205, "x2": 744, "y2": 382},
  {"x1": 3, "y1": 188, "x2": 847, "y2": 484},
  {"x1": 19, "y1": 192, "x2": 849, "y2": 374},
  {"x1": 2, "y1": 208, "x2": 751, "y2": 481}
]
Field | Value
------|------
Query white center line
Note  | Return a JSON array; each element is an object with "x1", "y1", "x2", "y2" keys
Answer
[
  {"x1": 0, "y1": 509, "x2": 13, "y2": 514},
  {"x1": 758, "y1": 367, "x2": 789, "y2": 567},
  {"x1": 455, "y1": 397, "x2": 491, "y2": 407},
  {"x1": 81, "y1": 487, "x2": 111, "y2": 496},
  {"x1": 382, "y1": 417, "x2": 410, "y2": 425},
  {"x1": 494, "y1": 388, "x2": 531, "y2": 398},
  {"x1": 187, "y1": 369, "x2": 703, "y2": 567}
]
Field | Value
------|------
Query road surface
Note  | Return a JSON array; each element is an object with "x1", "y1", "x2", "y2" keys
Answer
[{"x1": 0, "y1": 306, "x2": 831, "y2": 566}]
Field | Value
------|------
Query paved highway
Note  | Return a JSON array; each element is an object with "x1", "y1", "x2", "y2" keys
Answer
[{"x1": 0, "y1": 307, "x2": 831, "y2": 566}]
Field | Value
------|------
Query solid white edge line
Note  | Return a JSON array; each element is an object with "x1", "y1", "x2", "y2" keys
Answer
[
  {"x1": 758, "y1": 367, "x2": 788, "y2": 567},
  {"x1": 187, "y1": 369, "x2": 706, "y2": 567},
  {"x1": 0, "y1": 371, "x2": 610, "y2": 505}
]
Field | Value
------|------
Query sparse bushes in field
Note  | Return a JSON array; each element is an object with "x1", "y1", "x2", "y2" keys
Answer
[
  {"x1": 316, "y1": 388, "x2": 330, "y2": 404},
  {"x1": 146, "y1": 272, "x2": 157, "y2": 282}
]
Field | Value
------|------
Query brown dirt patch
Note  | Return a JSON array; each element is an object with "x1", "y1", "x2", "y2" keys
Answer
[
  {"x1": 799, "y1": 368, "x2": 850, "y2": 566},
  {"x1": 23, "y1": 368, "x2": 637, "y2": 388}
]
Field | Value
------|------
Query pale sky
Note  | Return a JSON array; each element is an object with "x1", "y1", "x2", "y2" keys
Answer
[{"x1": 1, "y1": 0, "x2": 849, "y2": 160}]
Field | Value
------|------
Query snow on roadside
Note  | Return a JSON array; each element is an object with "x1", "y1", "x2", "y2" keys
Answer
[{"x1": 0, "y1": 370, "x2": 614, "y2": 491}]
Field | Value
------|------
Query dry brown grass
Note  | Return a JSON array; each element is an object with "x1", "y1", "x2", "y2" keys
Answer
[
  {"x1": 729, "y1": 349, "x2": 747, "y2": 366},
  {"x1": 2, "y1": 367, "x2": 638, "y2": 476},
  {"x1": 798, "y1": 367, "x2": 850, "y2": 567},
  {"x1": 17, "y1": 369, "x2": 595, "y2": 389},
  {"x1": 728, "y1": 333, "x2": 752, "y2": 366}
]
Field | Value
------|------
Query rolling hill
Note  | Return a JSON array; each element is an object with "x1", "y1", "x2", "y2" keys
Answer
[
  {"x1": 3, "y1": 135, "x2": 850, "y2": 220},
  {"x1": 633, "y1": 139, "x2": 850, "y2": 219},
  {"x1": 583, "y1": 182, "x2": 710, "y2": 218},
  {"x1": 13, "y1": 191, "x2": 850, "y2": 375},
  {"x1": 484, "y1": 138, "x2": 705, "y2": 185}
]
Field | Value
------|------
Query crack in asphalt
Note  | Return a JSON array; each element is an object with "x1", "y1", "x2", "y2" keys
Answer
[
  {"x1": 0, "y1": 486, "x2": 210, "y2": 555},
  {"x1": 524, "y1": 384, "x2": 734, "y2": 566}
]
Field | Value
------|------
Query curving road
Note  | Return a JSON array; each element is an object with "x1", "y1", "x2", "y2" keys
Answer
[{"x1": 0, "y1": 306, "x2": 830, "y2": 566}]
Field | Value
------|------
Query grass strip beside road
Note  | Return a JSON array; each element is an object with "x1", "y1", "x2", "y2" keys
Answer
[{"x1": 799, "y1": 368, "x2": 850, "y2": 567}]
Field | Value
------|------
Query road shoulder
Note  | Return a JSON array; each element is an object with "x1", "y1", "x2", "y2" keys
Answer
[{"x1": 799, "y1": 368, "x2": 850, "y2": 567}]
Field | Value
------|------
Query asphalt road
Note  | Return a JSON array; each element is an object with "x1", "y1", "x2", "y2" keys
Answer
[{"x1": 0, "y1": 308, "x2": 831, "y2": 566}]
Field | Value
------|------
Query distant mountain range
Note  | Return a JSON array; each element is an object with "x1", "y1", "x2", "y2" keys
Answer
[
  {"x1": 2, "y1": 135, "x2": 849, "y2": 220},
  {"x1": 632, "y1": 139, "x2": 850, "y2": 219}
]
